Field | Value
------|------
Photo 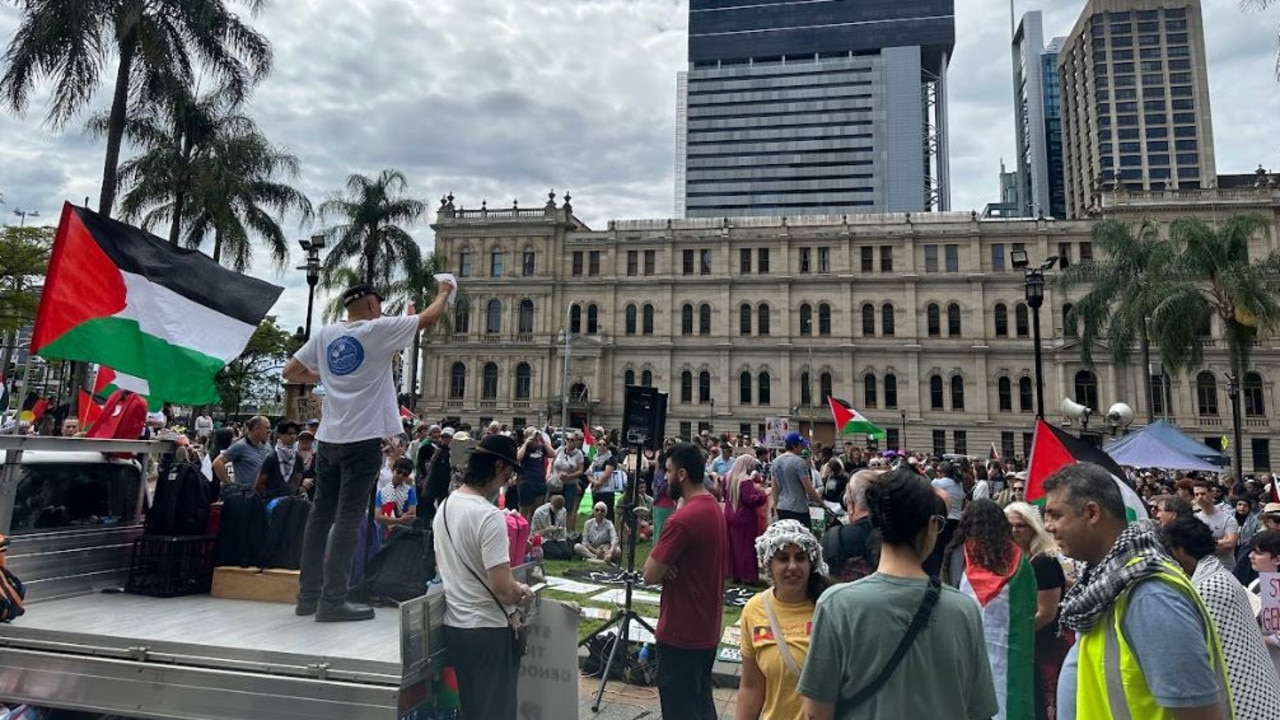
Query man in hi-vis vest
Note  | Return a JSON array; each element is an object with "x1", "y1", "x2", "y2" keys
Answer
[{"x1": 1042, "y1": 463, "x2": 1231, "y2": 720}]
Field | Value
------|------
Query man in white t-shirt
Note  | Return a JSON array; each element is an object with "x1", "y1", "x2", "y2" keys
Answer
[{"x1": 284, "y1": 280, "x2": 454, "y2": 622}]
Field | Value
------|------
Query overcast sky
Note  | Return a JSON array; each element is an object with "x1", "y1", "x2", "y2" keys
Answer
[{"x1": 1, "y1": 0, "x2": 1278, "y2": 335}]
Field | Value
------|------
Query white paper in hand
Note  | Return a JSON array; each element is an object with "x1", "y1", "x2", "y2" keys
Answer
[{"x1": 433, "y1": 272, "x2": 459, "y2": 305}]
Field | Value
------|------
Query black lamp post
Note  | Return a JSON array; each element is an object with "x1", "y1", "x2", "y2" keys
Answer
[
  {"x1": 297, "y1": 234, "x2": 326, "y2": 340},
  {"x1": 1012, "y1": 249, "x2": 1058, "y2": 419},
  {"x1": 899, "y1": 409, "x2": 907, "y2": 452},
  {"x1": 1226, "y1": 373, "x2": 1244, "y2": 476}
]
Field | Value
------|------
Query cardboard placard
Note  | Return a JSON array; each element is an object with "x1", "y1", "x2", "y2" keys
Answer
[
  {"x1": 764, "y1": 417, "x2": 791, "y2": 449},
  {"x1": 1260, "y1": 572, "x2": 1280, "y2": 634}
]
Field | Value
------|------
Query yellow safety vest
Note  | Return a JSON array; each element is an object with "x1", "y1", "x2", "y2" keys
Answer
[{"x1": 1075, "y1": 558, "x2": 1234, "y2": 720}]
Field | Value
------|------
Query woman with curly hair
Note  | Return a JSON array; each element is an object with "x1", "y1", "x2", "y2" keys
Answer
[{"x1": 946, "y1": 498, "x2": 1036, "y2": 720}]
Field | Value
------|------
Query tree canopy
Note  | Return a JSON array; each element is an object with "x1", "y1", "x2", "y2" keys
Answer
[{"x1": 215, "y1": 314, "x2": 293, "y2": 414}]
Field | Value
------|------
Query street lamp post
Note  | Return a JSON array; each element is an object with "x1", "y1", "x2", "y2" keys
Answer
[
  {"x1": 297, "y1": 234, "x2": 326, "y2": 341},
  {"x1": 899, "y1": 409, "x2": 907, "y2": 452},
  {"x1": 1226, "y1": 373, "x2": 1244, "y2": 476},
  {"x1": 560, "y1": 302, "x2": 577, "y2": 431},
  {"x1": 13, "y1": 209, "x2": 38, "y2": 227},
  {"x1": 801, "y1": 316, "x2": 814, "y2": 441},
  {"x1": 1012, "y1": 250, "x2": 1058, "y2": 419}
]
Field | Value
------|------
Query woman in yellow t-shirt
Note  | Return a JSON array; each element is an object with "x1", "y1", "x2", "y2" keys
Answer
[{"x1": 736, "y1": 519, "x2": 831, "y2": 720}]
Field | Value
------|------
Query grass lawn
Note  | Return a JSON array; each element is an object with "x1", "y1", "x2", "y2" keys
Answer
[{"x1": 539, "y1": 540, "x2": 746, "y2": 644}]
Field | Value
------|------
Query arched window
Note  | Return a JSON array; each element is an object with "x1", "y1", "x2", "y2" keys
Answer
[
  {"x1": 998, "y1": 377, "x2": 1012, "y2": 411},
  {"x1": 449, "y1": 362, "x2": 466, "y2": 399},
  {"x1": 947, "y1": 303, "x2": 961, "y2": 337},
  {"x1": 864, "y1": 373, "x2": 878, "y2": 408},
  {"x1": 482, "y1": 362, "x2": 499, "y2": 399},
  {"x1": 1244, "y1": 372, "x2": 1266, "y2": 417},
  {"x1": 884, "y1": 373, "x2": 898, "y2": 409},
  {"x1": 1074, "y1": 370, "x2": 1098, "y2": 411},
  {"x1": 680, "y1": 371, "x2": 693, "y2": 403},
  {"x1": 800, "y1": 371, "x2": 812, "y2": 406},
  {"x1": 587, "y1": 304, "x2": 599, "y2": 334},
  {"x1": 862, "y1": 304, "x2": 876, "y2": 336},
  {"x1": 515, "y1": 362, "x2": 531, "y2": 400},
  {"x1": 882, "y1": 304, "x2": 895, "y2": 336},
  {"x1": 1196, "y1": 371, "x2": 1218, "y2": 416},
  {"x1": 739, "y1": 303, "x2": 752, "y2": 336},
  {"x1": 641, "y1": 369, "x2": 653, "y2": 386},
  {"x1": 455, "y1": 302, "x2": 470, "y2": 333},
  {"x1": 698, "y1": 371, "x2": 712, "y2": 403},
  {"x1": 818, "y1": 303, "x2": 832, "y2": 336},
  {"x1": 518, "y1": 299, "x2": 534, "y2": 334},
  {"x1": 951, "y1": 375, "x2": 965, "y2": 410},
  {"x1": 929, "y1": 376, "x2": 944, "y2": 410},
  {"x1": 758, "y1": 304, "x2": 771, "y2": 336},
  {"x1": 799, "y1": 304, "x2": 813, "y2": 335},
  {"x1": 570, "y1": 304, "x2": 582, "y2": 334},
  {"x1": 699, "y1": 304, "x2": 712, "y2": 335},
  {"x1": 1019, "y1": 377, "x2": 1033, "y2": 412},
  {"x1": 681, "y1": 304, "x2": 693, "y2": 335},
  {"x1": 1063, "y1": 303, "x2": 1077, "y2": 337},
  {"x1": 820, "y1": 372, "x2": 833, "y2": 404},
  {"x1": 486, "y1": 299, "x2": 502, "y2": 334},
  {"x1": 624, "y1": 369, "x2": 635, "y2": 387},
  {"x1": 642, "y1": 304, "x2": 655, "y2": 335},
  {"x1": 1015, "y1": 303, "x2": 1029, "y2": 338},
  {"x1": 926, "y1": 304, "x2": 941, "y2": 337},
  {"x1": 758, "y1": 372, "x2": 771, "y2": 405},
  {"x1": 994, "y1": 303, "x2": 1008, "y2": 337},
  {"x1": 624, "y1": 304, "x2": 637, "y2": 335},
  {"x1": 739, "y1": 372, "x2": 752, "y2": 404}
]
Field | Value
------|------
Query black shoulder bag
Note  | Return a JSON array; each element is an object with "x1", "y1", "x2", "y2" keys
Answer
[
  {"x1": 440, "y1": 499, "x2": 529, "y2": 659},
  {"x1": 840, "y1": 576, "x2": 942, "y2": 710}
]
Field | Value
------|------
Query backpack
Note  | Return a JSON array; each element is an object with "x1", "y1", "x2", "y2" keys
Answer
[
  {"x1": 87, "y1": 390, "x2": 149, "y2": 451},
  {"x1": 261, "y1": 496, "x2": 312, "y2": 570},
  {"x1": 0, "y1": 534, "x2": 25, "y2": 623},
  {"x1": 361, "y1": 527, "x2": 437, "y2": 603},
  {"x1": 215, "y1": 493, "x2": 268, "y2": 567},
  {"x1": 147, "y1": 460, "x2": 212, "y2": 536}
]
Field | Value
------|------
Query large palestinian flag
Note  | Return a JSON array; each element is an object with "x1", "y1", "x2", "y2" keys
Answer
[
  {"x1": 30, "y1": 204, "x2": 282, "y2": 405},
  {"x1": 958, "y1": 544, "x2": 1036, "y2": 720},
  {"x1": 828, "y1": 397, "x2": 885, "y2": 439},
  {"x1": 1025, "y1": 418, "x2": 1148, "y2": 521}
]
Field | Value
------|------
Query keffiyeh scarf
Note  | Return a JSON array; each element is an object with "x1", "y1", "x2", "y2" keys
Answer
[{"x1": 1059, "y1": 519, "x2": 1169, "y2": 634}]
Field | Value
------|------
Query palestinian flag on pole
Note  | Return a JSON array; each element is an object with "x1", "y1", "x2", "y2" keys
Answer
[
  {"x1": 581, "y1": 423, "x2": 598, "y2": 464},
  {"x1": 828, "y1": 397, "x2": 885, "y2": 439},
  {"x1": 1025, "y1": 418, "x2": 1148, "y2": 521},
  {"x1": 30, "y1": 204, "x2": 282, "y2": 405},
  {"x1": 958, "y1": 544, "x2": 1037, "y2": 720}
]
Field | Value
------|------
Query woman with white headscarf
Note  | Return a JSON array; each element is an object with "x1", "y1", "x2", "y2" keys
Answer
[
  {"x1": 735, "y1": 519, "x2": 830, "y2": 720},
  {"x1": 723, "y1": 453, "x2": 769, "y2": 585}
]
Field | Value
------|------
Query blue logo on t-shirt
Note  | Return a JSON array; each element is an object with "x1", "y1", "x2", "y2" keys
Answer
[{"x1": 327, "y1": 336, "x2": 365, "y2": 376}]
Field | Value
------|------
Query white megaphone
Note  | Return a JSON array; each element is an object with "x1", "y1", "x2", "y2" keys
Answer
[
  {"x1": 1061, "y1": 397, "x2": 1094, "y2": 428},
  {"x1": 1106, "y1": 402, "x2": 1135, "y2": 430}
]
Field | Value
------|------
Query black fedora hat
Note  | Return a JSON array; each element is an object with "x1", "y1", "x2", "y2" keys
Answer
[{"x1": 471, "y1": 434, "x2": 519, "y2": 466}]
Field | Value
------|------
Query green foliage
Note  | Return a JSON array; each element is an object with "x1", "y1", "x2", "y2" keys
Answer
[
  {"x1": 319, "y1": 170, "x2": 425, "y2": 287},
  {"x1": 0, "y1": 225, "x2": 52, "y2": 335},
  {"x1": 216, "y1": 315, "x2": 293, "y2": 414}
]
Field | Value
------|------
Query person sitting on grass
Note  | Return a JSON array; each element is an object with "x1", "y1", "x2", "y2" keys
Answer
[{"x1": 575, "y1": 502, "x2": 620, "y2": 564}]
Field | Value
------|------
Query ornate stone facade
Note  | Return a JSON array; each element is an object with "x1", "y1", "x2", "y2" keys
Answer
[{"x1": 419, "y1": 187, "x2": 1280, "y2": 470}]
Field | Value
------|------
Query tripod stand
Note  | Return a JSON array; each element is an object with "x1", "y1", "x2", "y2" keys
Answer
[{"x1": 579, "y1": 442, "x2": 656, "y2": 713}]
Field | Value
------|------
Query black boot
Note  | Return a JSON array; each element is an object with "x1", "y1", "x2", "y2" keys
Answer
[{"x1": 315, "y1": 602, "x2": 375, "y2": 622}]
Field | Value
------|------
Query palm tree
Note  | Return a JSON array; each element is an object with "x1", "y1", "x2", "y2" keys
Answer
[
  {"x1": 319, "y1": 170, "x2": 425, "y2": 287},
  {"x1": 0, "y1": 0, "x2": 272, "y2": 217},
  {"x1": 1059, "y1": 218, "x2": 1181, "y2": 422}
]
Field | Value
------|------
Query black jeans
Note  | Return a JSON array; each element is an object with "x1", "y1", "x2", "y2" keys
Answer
[
  {"x1": 776, "y1": 508, "x2": 812, "y2": 530},
  {"x1": 656, "y1": 643, "x2": 717, "y2": 720},
  {"x1": 298, "y1": 437, "x2": 382, "y2": 607},
  {"x1": 444, "y1": 625, "x2": 518, "y2": 720}
]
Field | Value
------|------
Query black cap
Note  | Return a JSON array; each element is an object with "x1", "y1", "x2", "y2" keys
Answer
[
  {"x1": 342, "y1": 284, "x2": 383, "y2": 307},
  {"x1": 471, "y1": 434, "x2": 519, "y2": 466}
]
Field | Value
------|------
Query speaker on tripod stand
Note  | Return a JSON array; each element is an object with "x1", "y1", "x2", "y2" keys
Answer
[{"x1": 580, "y1": 385, "x2": 667, "y2": 712}]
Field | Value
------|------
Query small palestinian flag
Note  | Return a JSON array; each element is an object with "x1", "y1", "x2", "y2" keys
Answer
[
  {"x1": 31, "y1": 204, "x2": 282, "y2": 405},
  {"x1": 828, "y1": 397, "x2": 885, "y2": 439},
  {"x1": 582, "y1": 423, "x2": 598, "y2": 463},
  {"x1": 1025, "y1": 418, "x2": 1148, "y2": 521},
  {"x1": 958, "y1": 544, "x2": 1037, "y2": 720}
]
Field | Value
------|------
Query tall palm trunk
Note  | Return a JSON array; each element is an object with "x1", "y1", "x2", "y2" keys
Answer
[
  {"x1": 168, "y1": 191, "x2": 186, "y2": 245},
  {"x1": 97, "y1": 35, "x2": 137, "y2": 218},
  {"x1": 213, "y1": 227, "x2": 224, "y2": 264},
  {"x1": 364, "y1": 233, "x2": 376, "y2": 285},
  {"x1": 1140, "y1": 324, "x2": 1155, "y2": 423},
  {"x1": 1226, "y1": 320, "x2": 1247, "y2": 475}
]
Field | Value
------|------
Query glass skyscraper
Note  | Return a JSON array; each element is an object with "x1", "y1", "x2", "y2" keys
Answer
[
  {"x1": 676, "y1": 1, "x2": 956, "y2": 218},
  {"x1": 1012, "y1": 12, "x2": 1067, "y2": 219}
]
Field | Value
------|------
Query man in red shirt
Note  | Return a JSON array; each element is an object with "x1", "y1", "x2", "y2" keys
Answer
[{"x1": 643, "y1": 442, "x2": 726, "y2": 720}]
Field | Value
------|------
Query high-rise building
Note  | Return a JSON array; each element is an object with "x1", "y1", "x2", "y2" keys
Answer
[
  {"x1": 675, "y1": 1, "x2": 955, "y2": 218},
  {"x1": 1059, "y1": 0, "x2": 1216, "y2": 218},
  {"x1": 1012, "y1": 12, "x2": 1068, "y2": 219}
]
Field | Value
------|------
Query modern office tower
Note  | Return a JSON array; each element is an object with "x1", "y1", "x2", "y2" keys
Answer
[
  {"x1": 1059, "y1": 0, "x2": 1216, "y2": 218},
  {"x1": 1012, "y1": 12, "x2": 1069, "y2": 219},
  {"x1": 675, "y1": 1, "x2": 956, "y2": 218}
]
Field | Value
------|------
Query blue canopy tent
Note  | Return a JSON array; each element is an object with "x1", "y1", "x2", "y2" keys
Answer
[{"x1": 1104, "y1": 420, "x2": 1230, "y2": 471}]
